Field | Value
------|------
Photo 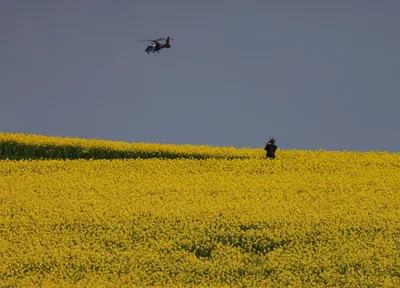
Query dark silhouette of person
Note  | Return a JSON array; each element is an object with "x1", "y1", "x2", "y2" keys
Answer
[{"x1": 265, "y1": 138, "x2": 277, "y2": 159}]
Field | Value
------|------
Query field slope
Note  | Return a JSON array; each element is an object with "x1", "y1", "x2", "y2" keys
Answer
[{"x1": 1, "y1": 133, "x2": 399, "y2": 287}]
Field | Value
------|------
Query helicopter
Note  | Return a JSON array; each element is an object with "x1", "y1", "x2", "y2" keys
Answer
[{"x1": 136, "y1": 37, "x2": 174, "y2": 54}]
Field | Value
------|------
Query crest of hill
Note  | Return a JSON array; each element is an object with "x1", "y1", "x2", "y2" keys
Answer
[
  {"x1": 0, "y1": 133, "x2": 397, "y2": 162},
  {"x1": 0, "y1": 133, "x2": 261, "y2": 160}
]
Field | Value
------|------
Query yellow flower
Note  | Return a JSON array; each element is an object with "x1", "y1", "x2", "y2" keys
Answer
[{"x1": 0, "y1": 133, "x2": 399, "y2": 286}]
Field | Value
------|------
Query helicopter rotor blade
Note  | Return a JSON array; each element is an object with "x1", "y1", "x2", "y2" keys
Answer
[{"x1": 136, "y1": 38, "x2": 165, "y2": 43}]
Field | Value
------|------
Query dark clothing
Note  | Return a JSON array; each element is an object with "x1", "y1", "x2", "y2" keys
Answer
[{"x1": 265, "y1": 143, "x2": 277, "y2": 159}]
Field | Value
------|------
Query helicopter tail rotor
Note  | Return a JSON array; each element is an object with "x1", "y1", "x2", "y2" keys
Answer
[{"x1": 165, "y1": 37, "x2": 171, "y2": 48}]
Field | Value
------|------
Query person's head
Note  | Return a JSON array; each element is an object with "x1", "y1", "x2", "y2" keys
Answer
[{"x1": 269, "y1": 138, "x2": 275, "y2": 144}]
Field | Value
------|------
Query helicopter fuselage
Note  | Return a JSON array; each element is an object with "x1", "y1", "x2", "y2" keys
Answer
[{"x1": 145, "y1": 44, "x2": 162, "y2": 54}]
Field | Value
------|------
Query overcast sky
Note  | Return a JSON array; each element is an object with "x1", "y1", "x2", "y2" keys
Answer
[{"x1": 1, "y1": 1, "x2": 399, "y2": 151}]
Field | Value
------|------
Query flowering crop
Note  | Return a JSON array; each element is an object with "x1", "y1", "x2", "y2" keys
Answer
[
  {"x1": 0, "y1": 133, "x2": 259, "y2": 160},
  {"x1": 0, "y1": 134, "x2": 399, "y2": 287}
]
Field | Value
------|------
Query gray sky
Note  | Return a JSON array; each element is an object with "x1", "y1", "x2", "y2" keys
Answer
[{"x1": 1, "y1": 1, "x2": 399, "y2": 151}]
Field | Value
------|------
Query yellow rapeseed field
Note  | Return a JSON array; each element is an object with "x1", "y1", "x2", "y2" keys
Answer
[
  {"x1": 0, "y1": 132, "x2": 258, "y2": 160},
  {"x1": 0, "y1": 133, "x2": 399, "y2": 287}
]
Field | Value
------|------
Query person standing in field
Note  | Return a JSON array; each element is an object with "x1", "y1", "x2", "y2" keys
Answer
[{"x1": 265, "y1": 138, "x2": 277, "y2": 159}]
